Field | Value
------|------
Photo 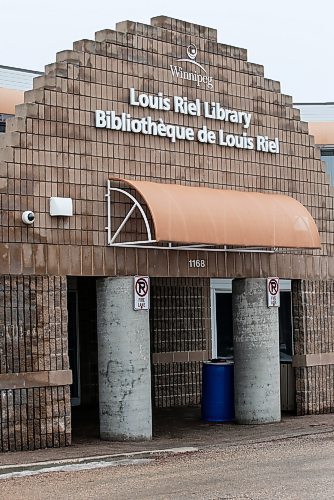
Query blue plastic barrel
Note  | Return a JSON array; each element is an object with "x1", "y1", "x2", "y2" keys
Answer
[{"x1": 201, "y1": 360, "x2": 235, "y2": 422}]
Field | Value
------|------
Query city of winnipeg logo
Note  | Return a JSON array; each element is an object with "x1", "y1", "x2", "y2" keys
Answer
[{"x1": 169, "y1": 43, "x2": 214, "y2": 90}]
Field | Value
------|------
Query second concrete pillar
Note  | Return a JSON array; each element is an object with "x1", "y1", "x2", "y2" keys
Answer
[{"x1": 232, "y1": 278, "x2": 281, "y2": 424}]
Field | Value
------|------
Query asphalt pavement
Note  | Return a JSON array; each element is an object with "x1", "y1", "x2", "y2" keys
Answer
[
  {"x1": 1, "y1": 431, "x2": 334, "y2": 499},
  {"x1": 1, "y1": 407, "x2": 334, "y2": 467},
  {"x1": 1, "y1": 409, "x2": 334, "y2": 499}
]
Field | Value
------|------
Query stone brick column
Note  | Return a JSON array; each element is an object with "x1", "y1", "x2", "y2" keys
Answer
[
  {"x1": 232, "y1": 278, "x2": 281, "y2": 424},
  {"x1": 150, "y1": 277, "x2": 211, "y2": 408},
  {"x1": 0, "y1": 276, "x2": 72, "y2": 452},
  {"x1": 96, "y1": 277, "x2": 152, "y2": 440},
  {"x1": 292, "y1": 280, "x2": 334, "y2": 415}
]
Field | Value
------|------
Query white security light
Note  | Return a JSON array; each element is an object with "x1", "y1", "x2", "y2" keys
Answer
[
  {"x1": 22, "y1": 211, "x2": 35, "y2": 224},
  {"x1": 50, "y1": 197, "x2": 73, "y2": 217}
]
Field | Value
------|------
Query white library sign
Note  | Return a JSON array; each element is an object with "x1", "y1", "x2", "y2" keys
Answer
[{"x1": 95, "y1": 88, "x2": 280, "y2": 154}]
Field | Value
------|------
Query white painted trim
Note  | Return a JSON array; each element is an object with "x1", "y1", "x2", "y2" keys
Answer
[
  {"x1": 210, "y1": 278, "x2": 233, "y2": 292},
  {"x1": 210, "y1": 286, "x2": 217, "y2": 358},
  {"x1": 106, "y1": 181, "x2": 154, "y2": 246},
  {"x1": 109, "y1": 243, "x2": 276, "y2": 252},
  {"x1": 210, "y1": 279, "x2": 233, "y2": 358}
]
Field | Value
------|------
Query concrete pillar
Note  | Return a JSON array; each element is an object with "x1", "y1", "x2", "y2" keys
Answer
[
  {"x1": 232, "y1": 278, "x2": 281, "y2": 424},
  {"x1": 96, "y1": 277, "x2": 152, "y2": 440}
]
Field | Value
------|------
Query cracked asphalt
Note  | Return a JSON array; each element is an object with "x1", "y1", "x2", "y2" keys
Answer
[{"x1": 1, "y1": 431, "x2": 334, "y2": 499}]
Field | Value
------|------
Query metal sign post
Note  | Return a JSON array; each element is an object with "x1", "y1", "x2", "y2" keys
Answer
[
  {"x1": 134, "y1": 276, "x2": 150, "y2": 310},
  {"x1": 267, "y1": 277, "x2": 280, "y2": 307}
]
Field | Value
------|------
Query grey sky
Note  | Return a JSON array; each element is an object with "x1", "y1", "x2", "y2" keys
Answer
[{"x1": 1, "y1": 0, "x2": 332, "y2": 102}]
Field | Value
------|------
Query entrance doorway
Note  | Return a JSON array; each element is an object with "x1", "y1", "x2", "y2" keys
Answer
[
  {"x1": 67, "y1": 277, "x2": 99, "y2": 439},
  {"x1": 211, "y1": 279, "x2": 295, "y2": 411}
]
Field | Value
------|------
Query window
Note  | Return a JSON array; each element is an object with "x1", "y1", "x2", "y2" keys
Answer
[
  {"x1": 215, "y1": 292, "x2": 233, "y2": 358},
  {"x1": 0, "y1": 113, "x2": 14, "y2": 133},
  {"x1": 211, "y1": 279, "x2": 293, "y2": 361},
  {"x1": 321, "y1": 148, "x2": 334, "y2": 185}
]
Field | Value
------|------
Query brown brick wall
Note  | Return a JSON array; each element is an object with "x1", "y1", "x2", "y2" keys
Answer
[
  {"x1": 0, "y1": 386, "x2": 70, "y2": 452},
  {"x1": 150, "y1": 278, "x2": 210, "y2": 407},
  {"x1": 0, "y1": 17, "x2": 333, "y2": 279},
  {"x1": 0, "y1": 276, "x2": 71, "y2": 451},
  {"x1": 292, "y1": 280, "x2": 334, "y2": 415},
  {"x1": 152, "y1": 361, "x2": 203, "y2": 407},
  {"x1": 1, "y1": 15, "x2": 334, "y2": 445}
]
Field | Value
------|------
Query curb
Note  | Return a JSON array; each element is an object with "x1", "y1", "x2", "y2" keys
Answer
[{"x1": 0, "y1": 447, "x2": 199, "y2": 479}]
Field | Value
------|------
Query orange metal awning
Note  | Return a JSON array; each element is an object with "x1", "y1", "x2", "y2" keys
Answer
[
  {"x1": 0, "y1": 87, "x2": 24, "y2": 115},
  {"x1": 308, "y1": 122, "x2": 334, "y2": 145},
  {"x1": 108, "y1": 179, "x2": 321, "y2": 249}
]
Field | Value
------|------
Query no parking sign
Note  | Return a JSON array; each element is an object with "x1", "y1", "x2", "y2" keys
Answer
[
  {"x1": 134, "y1": 276, "x2": 150, "y2": 310},
  {"x1": 267, "y1": 277, "x2": 280, "y2": 307}
]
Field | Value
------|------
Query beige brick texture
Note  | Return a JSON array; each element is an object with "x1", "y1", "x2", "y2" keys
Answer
[
  {"x1": 293, "y1": 280, "x2": 334, "y2": 415},
  {"x1": 1, "y1": 15, "x2": 334, "y2": 448},
  {"x1": 0, "y1": 276, "x2": 71, "y2": 451}
]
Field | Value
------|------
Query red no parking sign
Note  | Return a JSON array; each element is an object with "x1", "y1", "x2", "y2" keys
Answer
[
  {"x1": 267, "y1": 277, "x2": 280, "y2": 307},
  {"x1": 134, "y1": 276, "x2": 150, "y2": 310}
]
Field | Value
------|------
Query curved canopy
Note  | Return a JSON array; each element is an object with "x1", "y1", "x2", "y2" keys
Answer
[
  {"x1": 111, "y1": 179, "x2": 321, "y2": 249},
  {"x1": 0, "y1": 88, "x2": 23, "y2": 115}
]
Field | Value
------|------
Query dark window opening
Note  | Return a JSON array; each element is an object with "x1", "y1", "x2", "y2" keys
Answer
[
  {"x1": 279, "y1": 291, "x2": 293, "y2": 359},
  {"x1": 67, "y1": 277, "x2": 99, "y2": 439},
  {"x1": 0, "y1": 113, "x2": 14, "y2": 133},
  {"x1": 321, "y1": 148, "x2": 334, "y2": 156},
  {"x1": 215, "y1": 293, "x2": 233, "y2": 358},
  {"x1": 215, "y1": 290, "x2": 293, "y2": 360},
  {"x1": 68, "y1": 289, "x2": 80, "y2": 403}
]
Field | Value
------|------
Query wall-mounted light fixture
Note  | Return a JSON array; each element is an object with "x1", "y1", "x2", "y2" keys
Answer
[{"x1": 50, "y1": 197, "x2": 73, "y2": 216}]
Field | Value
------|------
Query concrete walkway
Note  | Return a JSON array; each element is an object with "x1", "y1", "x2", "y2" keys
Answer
[{"x1": 1, "y1": 408, "x2": 334, "y2": 468}]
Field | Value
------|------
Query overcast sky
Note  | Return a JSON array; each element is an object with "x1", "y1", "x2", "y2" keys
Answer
[{"x1": 1, "y1": 0, "x2": 332, "y2": 102}]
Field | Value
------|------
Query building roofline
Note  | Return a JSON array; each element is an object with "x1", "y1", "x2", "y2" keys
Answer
[
  {"x1": 0, "y1": 64, "x2": 43, "y2": 75},
  {"x1": 294, "y1": 102, "x2": 334, "y2": 106}
]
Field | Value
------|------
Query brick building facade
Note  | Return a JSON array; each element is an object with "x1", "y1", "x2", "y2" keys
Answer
[{"x1": 0, "y1": 16, "x2": 334, "y2": 451}]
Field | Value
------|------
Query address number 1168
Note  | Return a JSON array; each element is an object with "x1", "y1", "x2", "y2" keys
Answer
[{"x1": 189, "y1": 259, "x2": 206, "y2": 268}]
